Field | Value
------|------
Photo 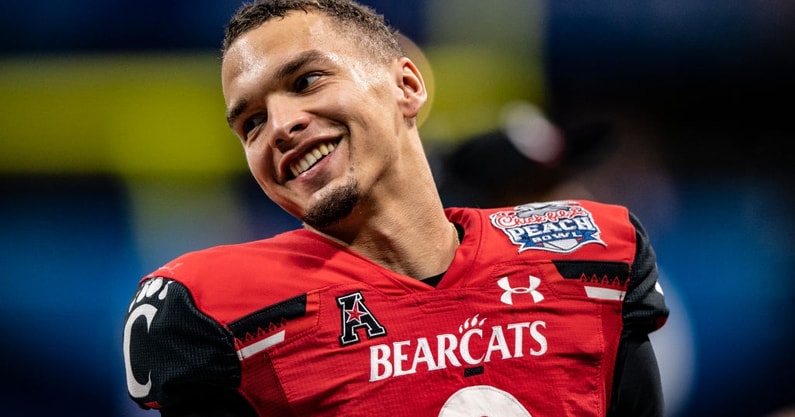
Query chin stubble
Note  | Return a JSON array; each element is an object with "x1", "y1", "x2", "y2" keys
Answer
[{"x1": 302, "y1": 178, "x2": 360, "y2": 229}]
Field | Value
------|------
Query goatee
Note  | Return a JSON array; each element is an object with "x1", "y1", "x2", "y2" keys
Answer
[{"x1": 303, "y1": 178, "x2": 359, "y2": 229}]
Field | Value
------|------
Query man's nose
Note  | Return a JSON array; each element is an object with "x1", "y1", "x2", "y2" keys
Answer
[{"x1": 266, "y1": 96, "x2": 309, "y2": 151}]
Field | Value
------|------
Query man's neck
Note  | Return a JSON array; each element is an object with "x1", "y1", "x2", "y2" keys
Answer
[{"x1": 308, "y1": 206, "x2": 457, "y2": 280}]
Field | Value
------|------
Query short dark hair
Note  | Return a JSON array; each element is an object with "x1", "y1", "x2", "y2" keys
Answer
[{"x1": 222, "y1": 0, "x2": 404, "y2": 61}]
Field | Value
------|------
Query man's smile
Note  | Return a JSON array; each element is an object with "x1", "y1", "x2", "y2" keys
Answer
[{"x1": 289, "y1": 140, "x2": 339, "y2": 178}]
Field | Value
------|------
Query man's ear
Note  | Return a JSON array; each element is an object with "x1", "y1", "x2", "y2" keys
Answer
[{"x1": 396, "y1": 57, "x2": 427, "y2": 119}]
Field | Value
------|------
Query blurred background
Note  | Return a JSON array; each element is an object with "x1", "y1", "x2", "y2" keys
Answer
[{"x1": 1, "y1": 0, "x2": 793, "y2": 416}]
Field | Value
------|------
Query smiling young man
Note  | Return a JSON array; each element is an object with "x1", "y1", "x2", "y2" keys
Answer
[{"x1": 122, "y1": 1, "x2": 669, "y2": 416}]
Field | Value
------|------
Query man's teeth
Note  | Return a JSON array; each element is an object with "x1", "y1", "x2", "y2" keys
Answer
[{"x1": 290, "y1": 142, "x2": 337, "y2": 177}]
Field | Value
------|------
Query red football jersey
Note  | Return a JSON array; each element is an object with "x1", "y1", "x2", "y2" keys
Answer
[{"x1": 123, "y1": 200, "x2": 668, "y2": 416}]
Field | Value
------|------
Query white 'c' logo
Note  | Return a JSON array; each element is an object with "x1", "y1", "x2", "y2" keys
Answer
[{"x1": 123, "y1": 304, "x2": 157, "y2": 398}]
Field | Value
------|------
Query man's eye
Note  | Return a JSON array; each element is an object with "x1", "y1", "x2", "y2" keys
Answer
[
  {"x1": 295, "y1": 74, "x2": 321, "y2": 92},
  {"x1": 242, "y1": 115, "x2": 266, "y2": 136}
]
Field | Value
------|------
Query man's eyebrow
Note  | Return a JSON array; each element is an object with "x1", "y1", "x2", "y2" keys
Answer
[
  {"x1": 226, "y1": 98, "x2": 249, "y2": 128},
  {"x1": 226, "y1": 50, "x2": 329, "y2": 128}
]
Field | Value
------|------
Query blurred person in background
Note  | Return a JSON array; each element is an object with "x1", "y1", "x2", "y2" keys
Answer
[
  {"x1": 122, "y1": 0, "x2": 669, "y2": 416},
  {"x1": 437, "y1": 100, "x2": 615, "y2": 207}
]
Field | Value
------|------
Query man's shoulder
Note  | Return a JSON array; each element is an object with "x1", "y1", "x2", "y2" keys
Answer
[
  {"x1": 449, "y1": 199, "x2": 637, "y2": 260},
  {"x1": 143, "y1": 229, "x2": 316, "y2": 283}
]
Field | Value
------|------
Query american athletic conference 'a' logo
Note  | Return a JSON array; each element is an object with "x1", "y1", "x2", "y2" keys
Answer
[
  {"x1": 337, "y1": 291, "x2": 386, "y2": 346},
  {"x1": 490, "y1": 201, "x2": 606, "y2": 253}
]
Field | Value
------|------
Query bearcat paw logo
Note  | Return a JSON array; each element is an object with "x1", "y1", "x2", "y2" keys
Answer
[
  {"x1": 458, "y1": 314, "x2": 487, "y2": 334},
  {"x1": 129, "y1": 277, "x2": 173, "y2": 312}
]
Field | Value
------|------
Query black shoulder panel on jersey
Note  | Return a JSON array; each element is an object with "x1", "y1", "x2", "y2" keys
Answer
[
  {"x1": 228, "y1": 294, "x2": 307, "y2": 340},
  {"x1": 552, "y1": 260, "x2": 630, "y2": 286},
  {"x1": 124, "y1": 278, "x2": 253, "y2": 415}
]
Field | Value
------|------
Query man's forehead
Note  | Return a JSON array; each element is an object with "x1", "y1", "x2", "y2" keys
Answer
[
  {"x1": 220, "y1": 11, "x2": 370, "y2": 110},
  {"x1": 224, "y1": 10, "x2": 357, "y2": 65}
]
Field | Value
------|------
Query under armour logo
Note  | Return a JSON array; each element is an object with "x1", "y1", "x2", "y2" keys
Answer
[{"x1": 497, "y1": 275, "x2": 544, "y2": 305}]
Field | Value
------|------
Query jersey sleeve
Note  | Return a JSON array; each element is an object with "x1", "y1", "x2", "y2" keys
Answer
[
  {"x1": 607, "y1": 211, "x2": 669, "y2": 416},
  {"x1": 122, "y1": 277, "x2": 256, "y2": 416},
  {"x1": 608, "y1": 332, "x2": 665, "y2": 417},
  {"x1": 624, "y1": 212, "x2": 669, "y2": 332}
]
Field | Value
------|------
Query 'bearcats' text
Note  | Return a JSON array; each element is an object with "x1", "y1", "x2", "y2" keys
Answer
[{"x1": 370, "y1": 320, "x2": 547, "y2": 381}]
